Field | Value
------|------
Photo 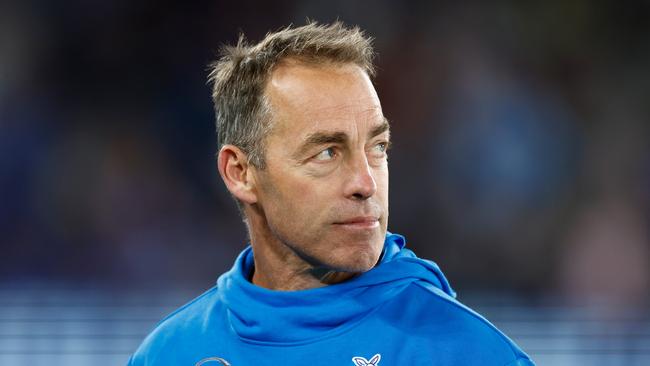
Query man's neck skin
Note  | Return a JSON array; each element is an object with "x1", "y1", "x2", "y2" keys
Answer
[{"x1": 245, "y1": 211, "x2": 359, "y2": 291}]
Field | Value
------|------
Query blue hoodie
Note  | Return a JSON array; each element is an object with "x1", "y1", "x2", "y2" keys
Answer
[{"x1": 129, "y1": 233, "x2": 534, "y2": 365}]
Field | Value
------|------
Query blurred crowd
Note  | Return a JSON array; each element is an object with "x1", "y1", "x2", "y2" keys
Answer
[{"x1": 1, "y1": 1, "x2": 648, "y2": 310}]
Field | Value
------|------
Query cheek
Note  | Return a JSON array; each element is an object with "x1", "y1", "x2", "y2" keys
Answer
[
  {"x1": 262, "y1": 173, "x2": 328, "y2": 228},
  {"x1": 287, "y1": 182, "x2": 336, "y2": 225},
  {"x1": 374, "y1": 168, "x2": 389, "y2": 199}
]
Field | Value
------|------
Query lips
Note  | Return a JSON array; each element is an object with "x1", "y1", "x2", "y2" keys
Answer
[{"x1": 334, "y1": 216, "x2": 380, "y2": 228}]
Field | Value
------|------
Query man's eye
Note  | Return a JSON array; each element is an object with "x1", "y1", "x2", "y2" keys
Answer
[
  {"x1": 373, "y1": 142, "x2": 389, "y2": 154},
  {"x1": 314, "y1": 147, "x2": 336, "y2": 161}
]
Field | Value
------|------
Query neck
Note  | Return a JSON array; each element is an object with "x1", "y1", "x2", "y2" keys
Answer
[
  {"x1": 251, "y1": 256, "x2": 359, "y2": 291},
  {"x1": 245, "y1": 210, "x2": 358, "y2": 291}
]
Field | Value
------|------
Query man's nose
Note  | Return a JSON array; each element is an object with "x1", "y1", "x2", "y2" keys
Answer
[{"x1": 343, "y1": 153, "x2": 377, "y2": 200}]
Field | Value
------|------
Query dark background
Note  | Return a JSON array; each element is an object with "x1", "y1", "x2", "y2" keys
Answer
[{"x1": 2, "y1": 0, "x2": 649, "y2": 309}]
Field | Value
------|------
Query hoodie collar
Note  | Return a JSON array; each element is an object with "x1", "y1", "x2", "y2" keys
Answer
[{"x1": 217, "y1": 233, "x2": 454, "y2": 345}]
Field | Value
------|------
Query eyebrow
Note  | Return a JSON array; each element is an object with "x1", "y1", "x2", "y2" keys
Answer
[
  {"x1": 369, "y1": 118, "x2": 390, "y2": 138},
  {"x1": 294, "y1": 117, "x2": 391, "y2": 158}
]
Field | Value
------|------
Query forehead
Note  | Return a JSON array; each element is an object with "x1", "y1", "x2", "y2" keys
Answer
[{"x1": 265, "y1": 61, "x2": 384, "y2": 136}]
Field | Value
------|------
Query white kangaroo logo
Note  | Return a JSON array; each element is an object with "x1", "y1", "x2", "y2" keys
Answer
[{"x1": 352, "y1": 353, "x2": 381, "y2": 366}]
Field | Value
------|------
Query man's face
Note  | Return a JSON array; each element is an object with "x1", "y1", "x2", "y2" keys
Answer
[{"x1": 252, "y1": 60, "x2": 389, "y2": 273}]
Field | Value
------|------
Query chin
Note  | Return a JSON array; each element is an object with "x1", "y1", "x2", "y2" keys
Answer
[
  {"x1": 331, "y1": 240, "x2": 383, "y2": 273},
  {"x1": 348, "y1": 259, "x2": 379, "y2": 273}
]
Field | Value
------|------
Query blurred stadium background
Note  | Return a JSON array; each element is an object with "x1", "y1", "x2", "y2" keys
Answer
[{"x1": 1, "y1": 1, "x2": 649, "y2": 365}]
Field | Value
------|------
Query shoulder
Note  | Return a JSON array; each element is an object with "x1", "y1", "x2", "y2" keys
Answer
[
  {"x1": 383, "y1": 280, "x2": 534, "y2": 365},
  {"x1": 128, "y1": 285, "x2": 223, "y2": 365},
  {"x1": 156, "y1": 285, "x2": 222, "y2": 328}
]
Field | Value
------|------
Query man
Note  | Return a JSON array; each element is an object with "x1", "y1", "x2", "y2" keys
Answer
[{"x1": 129, "y1": 22, "x2": 534, "y2": 366}]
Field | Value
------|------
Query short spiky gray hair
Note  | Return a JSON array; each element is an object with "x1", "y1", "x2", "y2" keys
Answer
[{"x1": 207, "y1": 21, "x2": 375, "y2": 168}]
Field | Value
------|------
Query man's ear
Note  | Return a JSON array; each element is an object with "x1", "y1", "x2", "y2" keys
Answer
[{"x1": 217, "y1": 145, "x2": 258, "y2": 204}]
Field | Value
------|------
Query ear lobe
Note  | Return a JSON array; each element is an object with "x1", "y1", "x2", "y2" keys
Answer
[{"x1": 217, "y1": 145, "x2": 258, "y2": 204}]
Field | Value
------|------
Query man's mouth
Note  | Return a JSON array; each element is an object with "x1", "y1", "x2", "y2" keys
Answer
[{"x1": 333, "y1": 216, "x2": 380, "y2": 229}]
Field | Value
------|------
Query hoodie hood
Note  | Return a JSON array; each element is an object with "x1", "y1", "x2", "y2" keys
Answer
[{"x1": 217, "y1": 233, "x2": 455, "y2": 345}]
